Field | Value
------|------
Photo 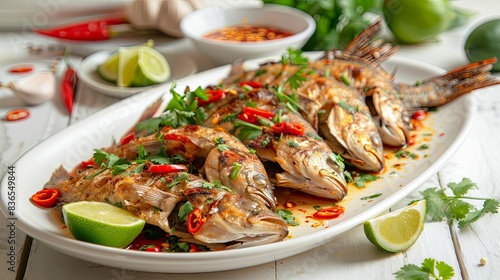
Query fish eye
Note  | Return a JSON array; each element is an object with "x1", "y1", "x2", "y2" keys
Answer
[
  {"x1": 252, "y1": 174, "x2": 267, "y2": 187},
  {"x1": 371, "y1": 134, "x2": 382, "y2": 147}
]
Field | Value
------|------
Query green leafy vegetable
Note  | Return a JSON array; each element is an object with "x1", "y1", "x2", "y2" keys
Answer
[
  {"x1": 394, "y1": 258, "x2": 454, "y2": 280},
  {"x1": 418, "y1": 178, "x2": 500, "y2": 227},
  {"x1": 346, "y1": 170, "x2": 379, "y2": 188}
]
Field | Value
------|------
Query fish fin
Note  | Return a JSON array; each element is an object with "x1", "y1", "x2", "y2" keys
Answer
[
  {"x1": 130, "y1": 184, "x2": 181, "y2": 214},
  {"x1": 43, "y1": 165, "x2": 69, "y2": 189}
]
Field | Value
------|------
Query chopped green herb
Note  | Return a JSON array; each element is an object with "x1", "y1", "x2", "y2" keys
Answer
[
  {"x1": 346, "y1": 170, "x2": 379, "y2": 188},
  {"x1": 394, "y1": 149, "x2": 417, "y2": 159},
  {"x1": 394, "y1": 258, "x2": 454, "y2": 280},
  {"x1": 221, "y1": 111, "x2": 240, "y2": 123},
  {"x1": 360, "y1": 193, "x2": 382, "y2": 200},
  {"x1": 217, "y1": 144, "x2": 230, "y2": 151},
  {"x1": 178, "y1": 201, "x2": 193, "y2": 222},
  {"x1": 234, "y1": 119, "x2": 263, "y2": 141},
  {"x1": 313, "y1": 205, "x2": 322, "y2": 211},
  {"x1": 287, "y1": 140, "x2": 300, "y2": 149},
  {"x1": 249, "y1": 148, "x2": 256, "y2": 154},
  {"x1": 340, "y1": 73, "x2": 351, "y2": 85},
  {"x1": 202, "y1": 180, "x2": 234, "y2": 193},
  {"x1": 418, "y1": 144, "x2": 429, "y2": 150},
  {"x1": 277, "y1": 209, "x2": 299, "y2": 226},
  {"x1": 306, "y1": 132, "x2": 322, "y2": 141},
  {"x1": 230, "y1": 162, "x2": 242, "y2": 180},
  {"x1": 167, "y1": 172, "x2": 190, "y2": 188}
]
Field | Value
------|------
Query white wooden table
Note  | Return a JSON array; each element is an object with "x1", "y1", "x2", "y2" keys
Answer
[{"x1": 1, "y1": 1, "x2": 499, "y2": 279}]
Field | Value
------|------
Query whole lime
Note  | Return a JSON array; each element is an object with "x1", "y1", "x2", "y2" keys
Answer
[
  {"x1": 383, "y1": 0, "x2": 454, "y2": 44},
  {"x1": 465, "y1": 19, "x2": 500, "y2": 72}
]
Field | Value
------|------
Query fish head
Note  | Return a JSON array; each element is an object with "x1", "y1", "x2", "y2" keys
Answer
[
  {"x1": 183, "y1": 187, "x2": 288, "y2": 247},
  {"x1": 326, "y1": 105, "x2": 385, "y2": 172},
  {"x1": 372, "y1": 90, "x2": 410, "y2": 147}
]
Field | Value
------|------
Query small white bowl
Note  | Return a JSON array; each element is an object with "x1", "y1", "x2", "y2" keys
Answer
[{"x1": 180, "y1": 4, "x2": 316, "y2": 65}]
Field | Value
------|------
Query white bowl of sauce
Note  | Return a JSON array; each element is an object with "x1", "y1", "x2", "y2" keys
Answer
[{"x1": 180, "y1": 4, "x2": 316, "y2": 65}]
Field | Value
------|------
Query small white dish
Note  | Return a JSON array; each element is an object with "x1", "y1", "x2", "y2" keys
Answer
[
  {"x1": 180, "y1": 4, "x2": 316, "y2": 65},
  {"x1": 77, "y1": 50, "x2": 197, "y2": 99}
]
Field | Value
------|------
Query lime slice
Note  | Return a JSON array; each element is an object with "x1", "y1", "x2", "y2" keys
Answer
[
  {"x1": 97, "y1": 51, "x2": 119, "y2": 83},
  {"x1": 62, "y1": 201, "x2": 145, "y2": 248},
  {"x1": 131, "y1": 46, "x2": 170, "y2": 87},
  {"x1": 117, "y1": 46, "x2": 139, "y2": 87},
  {"x1": 364, "y1": 199, "x2": 426, "y2": 252}
]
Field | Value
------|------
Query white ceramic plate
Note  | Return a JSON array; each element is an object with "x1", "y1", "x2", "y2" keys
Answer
[
  {"x1": 0, "y1": 54, "x2": 476, "y2": 273},
  {"x1": 77, "y1": 51, "x2": 197, "y2": 99}
]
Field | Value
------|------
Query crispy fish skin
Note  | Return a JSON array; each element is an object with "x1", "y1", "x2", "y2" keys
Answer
[
  {"x1": 109, "y1": 125, "x2": 277, "y2": 211},
  {"x1": 202, "y1": 86, "x2": 347, "y2": 201},
  {"x1": 45, "y1": 164, "x2": 288, "y2": 249}
]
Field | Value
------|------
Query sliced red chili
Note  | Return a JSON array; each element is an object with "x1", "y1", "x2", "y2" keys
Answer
[
  {"x1": 80, "y1": 158, "x2": 96, "y2": 168},
  {"x1": 5, "y1": 108, "x2": 30, "y2": 121},
  {"x1": 147, "y1": 164, "x2": 187, "y2": 173},
  {"x1": 189, "y1": 244, "x2": 201, "y2": 252},
  {"x1": 31, "y1": 188, "x2": 60, "y2": 208},
  {"x1": 9, "y1": 65, "x2": 34, "y2": 73},
  {"x1": 145, "y1": 246, "x2": 161, "y2": 252},
  {"x1": 197, "y1": 89, "x2": 225, "y2": 105},
  {"x1": 121, "y1": 132, "x2": 135, "y2": 146},
  {"x1": 272, "y1": 122, "x2": 305, "y2": 136},
  {"x1": 187, "y1": 208, "x2": 206, "y2": 234},
  {"x1": 239, "y1": 81, "x2": 262, "y2": 88},
  {"x1": 411, "y1": 110, "x2": 426, "y2": 121},
  {"x1": 237, "y1": 112, "x2": 257, "y2": 124},
  {"x1": 243, "y1": 106, "x2": 275, "y2": 119},
  {"x1": 312, "y1": 206, "x2": 344, "y2": 219},
  {"x1": 61, "y1": 64, "x2": 77, "y2": 114}
]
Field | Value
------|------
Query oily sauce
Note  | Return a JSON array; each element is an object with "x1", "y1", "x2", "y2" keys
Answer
[{"x1": 204, "y1": 25, "x2": 293, "y2": 42}]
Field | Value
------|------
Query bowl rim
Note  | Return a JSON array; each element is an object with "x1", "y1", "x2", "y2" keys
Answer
[{"x1": 179, "y1": 4, "x2": 316, "y2": 48}]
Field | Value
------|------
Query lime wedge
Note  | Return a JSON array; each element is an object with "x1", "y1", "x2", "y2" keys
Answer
[
  {"x1": 97, "y1": 51, "x2": 119, "y2": 83},
  {"x1": 131, "y1": 46, "x2": 170, "y2": 87},
  {"x1": 117, "y1": 46, "x2": 139, "y2": 87},
  {"x1": 62, "y1": 201, "x2": 145, "y2": 248},
  {"x1": 363, "y1": 199, "x2": 426, "y2": 252}
]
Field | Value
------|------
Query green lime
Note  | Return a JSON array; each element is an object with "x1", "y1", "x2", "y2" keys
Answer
[
  {"x1": 97, "y1": 51, "x2": 119, "y2": 83},
  {"x1": 131, "y1": 46, "x2": 170, "y2": 87},
  {"x1": 383, "y1": 0, "x2": 454, "y2": 44},
  {"x1": 62, "y1": 201, "x2": 145, "y2": 248},
  {"x1": 465, "y1": 19, "x2": 500, "y2": 72},
  {"x1": 363, "y1": 199, "x2": 426, "y2": 252},
  {"x1": 117, "y1": 46, "x2": 139, "y2": 87}
]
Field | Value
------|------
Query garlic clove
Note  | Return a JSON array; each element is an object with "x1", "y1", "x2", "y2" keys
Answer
[
  {"x1": 8, "y1": 71, "x2": 55, "y2": 105},
  {"x1": 156, "y1": 0, "x2": 196, "y2": 38},
  {"x1": 126, "y1": 0, "x2": 163, "y2": 29}
]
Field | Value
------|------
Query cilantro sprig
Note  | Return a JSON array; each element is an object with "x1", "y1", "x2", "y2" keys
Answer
[
  {"x1": 136, "y1": 82, "x2": 208, "y2": 133},
  {"x1": 85, "y1": 149, "x2": 132, "y2": 179},
  {"x1": 417, "y1": 178, "x2": 500, "y2": 227},
  {"x1": 394, "y1": 258, "x2": 454, "y2": 280}
]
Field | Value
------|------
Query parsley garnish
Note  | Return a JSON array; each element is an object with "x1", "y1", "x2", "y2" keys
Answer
[
  {"x1": 276, "y1": 209, "x2": 299, "y2": 226},
  {"x1": 394, "y1": 258, "x2": 454, "y2": 280},
  {"x1": 86, "y1": 149, "x2": 131, "y2": 179},
  {"x1": 233, "y1": 119, "x2": 263, "y2": 141},
  {"x1": 167, "y1": 172, "x2": 190, "y2": 188},
  {"x1": 201, "y1": 180, "x2": 234, "y2": 193},
  {"x1": 417, "y1": 178, "x2": 500, "y2": 227}
]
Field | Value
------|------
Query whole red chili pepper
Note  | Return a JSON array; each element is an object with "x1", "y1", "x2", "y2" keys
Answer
[
  {"x1": 61, "y1": 62, "x2": 78, "y2": 114},
  {"x1": 34, "y1": 18, "x2": 128, "y2": 41},
  {"x1": 31, "y1": 188, "x2": 60, "y2": 208}
]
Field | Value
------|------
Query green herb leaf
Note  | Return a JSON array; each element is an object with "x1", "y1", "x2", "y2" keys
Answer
[
  {"x1": 276, "y1": 209, "x2": 299, "y2": 226},
  {"x1": 178, "y1": 201, "x2": 193, "y2": 222},
  {"x1": 394, "y1": 258, "x2": 454, "y2": 280}
]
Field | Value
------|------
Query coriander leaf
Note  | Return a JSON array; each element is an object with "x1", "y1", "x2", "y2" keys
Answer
[
  {"x1": 178, "y1": 201, "x2": 193, "y2": 222},
  {"x1": 447, "y1": 199, "x2": 475, "y2": 220},
  {"x1": 394, "y1": 264, "x2": 429, "y2": 280},
  {"x1": 276, "y1": 209, "x2": 299, "y2": 226},
  {"x1": 448, "y1": 177, "x2": 477, "y2": 197},
  {"x1": 420, "y1": 187, "x2": 447, "y2": 222},
  {"x1": 92, "y1": 149, "x2": 108, "y2": 167},
  {"x1": 421, "y1": 258, "x2": 436, "y2": 274},
  {"x1": 458, "y1": 199, "x2": 500, "y2": 228},
  {"x1": 435, "y1": 261, "x2": 455, "y2": 279}
]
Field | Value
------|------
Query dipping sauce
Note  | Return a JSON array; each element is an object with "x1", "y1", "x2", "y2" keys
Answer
[{"x1": 204, "y1": 25, "x2": 293, "y2": 42}]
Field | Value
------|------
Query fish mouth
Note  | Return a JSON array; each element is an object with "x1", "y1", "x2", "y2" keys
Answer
[
  {"x1": 247, "y1": 186, "x2": 277, "y2": 212},
  {"x1": 379, "y1": 120, "x2": 410, "y2": 147}
]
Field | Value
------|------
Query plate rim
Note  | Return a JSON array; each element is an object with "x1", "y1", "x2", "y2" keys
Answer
[{"x1": 0, "y1": 54, "x2": 477, "y2": 273}]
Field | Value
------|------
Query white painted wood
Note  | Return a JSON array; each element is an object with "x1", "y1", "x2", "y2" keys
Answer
[{"x1": 2, "y1": 1, "x2": 500, "y2": 279}]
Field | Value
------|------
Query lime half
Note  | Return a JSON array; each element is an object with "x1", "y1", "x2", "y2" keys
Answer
[
  {"x1": 364, "y1": 199, "x2": 426, "y2": 252},
  {"x1": 132, "y1": 46, "x2": 170, "y2": 87},
  {"x1": 62, "y1": 201, "x2": 145, "y2": 248}
]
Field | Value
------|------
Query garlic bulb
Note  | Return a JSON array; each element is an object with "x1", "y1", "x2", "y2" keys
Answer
[
  {"x1": 156, "y1": 0, "x2": 196, "y2": 38},
  {"x1": 125, "y1": 0, "x2": 163, "y2": 29},
  {"x1": 6, "y1": 71, "x2": 55, "y2": 105}
]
